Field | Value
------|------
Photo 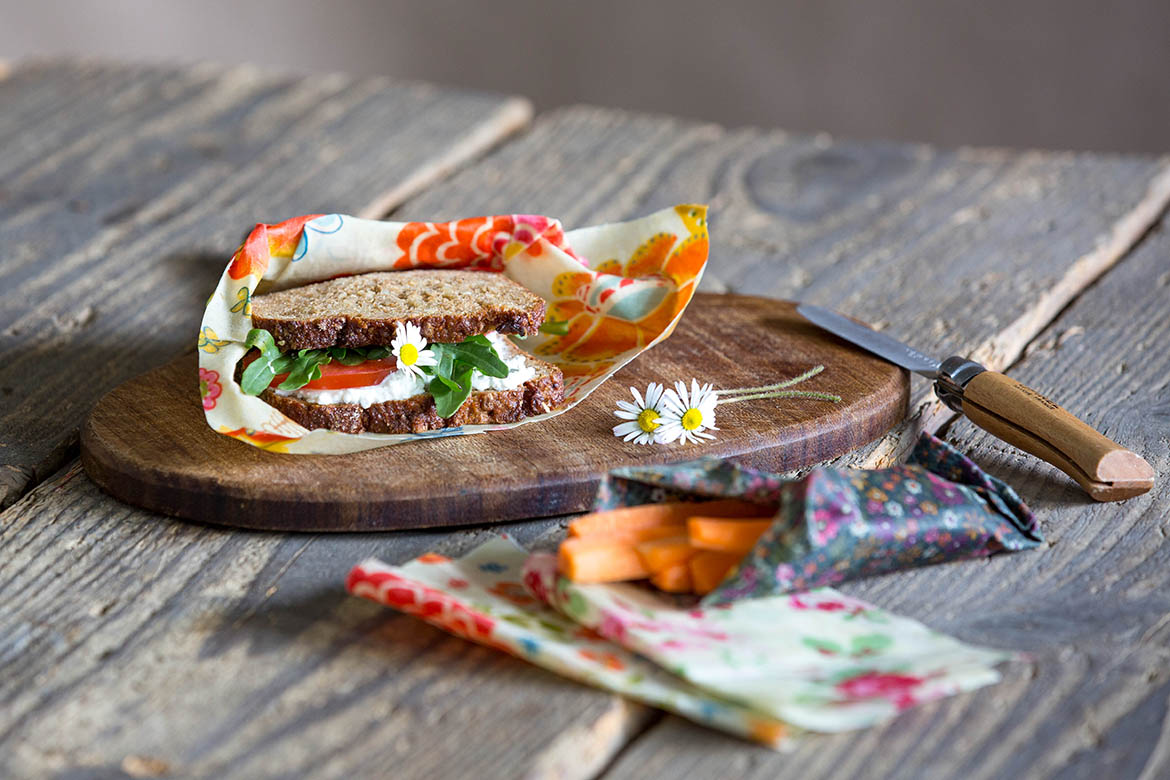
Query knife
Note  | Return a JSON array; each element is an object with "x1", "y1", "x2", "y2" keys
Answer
[{"x1": 797, "y1": 304, "x2": 1154, "y2": 502}]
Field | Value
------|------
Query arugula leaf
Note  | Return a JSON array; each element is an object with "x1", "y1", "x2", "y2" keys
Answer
[
  {"x1": 245, "y1": 328, "x2": 277, "y2": 354},
  {"x1": 278, "y1": 350, "x2": 331, "y2": 390},
  {"x1": 329, "y1": 347, "x2": 366, "y2": 366},
  {"x1": 240, "y1": 329, "x2": 284, "y2": 395},
  {"x1": 364, "y1": 346, "x2": 391, "y2": 360},
  {"x1": 430, "y1": 365, "x2": 474, "y2": 418},
  {"x1": 435, "y1": 342, "x2": 455, "y2": 378},
  {"x1": 240, "y1": 360, "x2": 275, "y2": 396},
  {"x1": 433, "y1": 340, "x2": 508, "y2": 379},
  {"x1": 239, "y1": 328, "x2": 512, "y2": 416}
]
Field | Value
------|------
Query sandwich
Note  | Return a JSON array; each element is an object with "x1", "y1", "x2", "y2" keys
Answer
[{"x1": 238, "y1": 269, "x2": 565, "y2": 434}]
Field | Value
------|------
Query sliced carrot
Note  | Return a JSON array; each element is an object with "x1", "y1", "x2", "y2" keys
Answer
[
  {"x1": 687, "y1": 517, "x2": 772, "y2": 554},
  {"x1": 690, "y1": 551, "x2": 742, "y2": 595},
  {"x1": 567, "y1": 504, "x2": 685, "y2": 538},
  {"x1": 558, "y1": 537, "x2": 648, "y2": 583},
  {"x1": 558, "y1": 524, "x2": 686, "y2": 583},
  {"x1": 568, "y1": 499, "x2": 775, "y2": 538},
  {"x1": 608, "y1": 525, "x2": 688, "y2": 545},
  {"x1": 635, "y1": 535, "x2": 696, "y2": 573},
  {"x1": 650, "y1": 562, "x2": 693, "y2": 593}
]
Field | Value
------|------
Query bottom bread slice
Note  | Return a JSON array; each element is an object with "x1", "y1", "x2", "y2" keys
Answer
[{"x1": 259, "y1": 353, "x2": 565, "y2": 434}]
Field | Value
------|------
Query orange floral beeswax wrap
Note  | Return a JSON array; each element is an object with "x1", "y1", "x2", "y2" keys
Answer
[{"x1": 198, "y1": 205, "x2": 709, "y2": 453}]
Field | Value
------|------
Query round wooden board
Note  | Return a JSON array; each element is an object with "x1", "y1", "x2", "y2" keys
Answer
[{"x1": 80, "y1": 294, "x2": 908, "y2": 531}]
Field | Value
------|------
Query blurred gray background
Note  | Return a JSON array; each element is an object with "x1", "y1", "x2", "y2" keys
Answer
[{"x1": 2, "y1": 0, "x2": 1167, "y2": 153}]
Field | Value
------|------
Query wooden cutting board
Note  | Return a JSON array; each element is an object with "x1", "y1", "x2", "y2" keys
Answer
[{"x1": 80, "y1": 294, "x2": 909, "y2": 531}]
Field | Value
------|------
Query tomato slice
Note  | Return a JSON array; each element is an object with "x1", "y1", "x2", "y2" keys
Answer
[{"x1": 242, "y1": 353, "x2": 399, "y2": 391}]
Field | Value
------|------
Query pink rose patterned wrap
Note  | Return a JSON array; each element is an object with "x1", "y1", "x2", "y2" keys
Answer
[{"x1": 347, "y1": 536, "x2": 1010, "y2": 748}]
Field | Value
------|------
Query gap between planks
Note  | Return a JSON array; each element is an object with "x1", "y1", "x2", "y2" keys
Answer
[
  {"x1": 855, "y1": 159, "x2": 1170, "y2": 470},
  {"x1": 358, "y1": 96, "x2": 532, "y2": 220}
]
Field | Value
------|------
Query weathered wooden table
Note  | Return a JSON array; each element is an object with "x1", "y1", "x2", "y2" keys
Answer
[{"x1": 3, "y1": 60, "x2": 1168, "y2": 779}]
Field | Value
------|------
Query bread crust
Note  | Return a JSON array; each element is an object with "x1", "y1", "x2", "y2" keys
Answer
[
  {"x1": 251, "y1": 270, "x2": 547, "y2": 350},
  {"x1": 258, "y1": 364, "x2": 565, "y2": 434}
]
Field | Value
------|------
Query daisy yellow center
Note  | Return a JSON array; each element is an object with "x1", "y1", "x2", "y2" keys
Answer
[
  {"x1": 400, "y1": 343, "x2": 419, "y2": 366},
  {"x1": 681, "y1": 408, "x2": 703, "y2": 431},
  {"x1": 637, "y1": 408, "x2": 660, "y2": 432}
]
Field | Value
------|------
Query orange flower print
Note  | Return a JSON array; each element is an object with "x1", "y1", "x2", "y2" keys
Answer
[
  {"x1": 747, "y1": 717, "x2": 788, "y2": 746},
  {"x1": 226, "y1": 215, "x2": 322, "y2": 281},
  {"x1": 227, "y1": 226, "x2": 269, "y2": 280},
  {"x1": 394, "y1": 215, "x2": 517, "y2": 270},
  {"x1": 487, "y1": 581, "x2": 537, "y2": 606},
  {"x1": 418, "y1": 553, "x2": 452, "y2": 564},
  {"x1": 218, "y1": 427, "x2": 298, "y2": 453},
  {"x1": 267, "y1": 214, "x2": 321, "y2": 258},
  {"x1": 577, "y1": 649, "x2": 626, "y2": 671},
  {"x1": 199, "y1": 368, "x2": 222, "y2": 410},
  {"x1": 536, "y1": 205, "x2": 708, "y2": 365},
  {"x1": 572, "y1": 625, "x2": 606, "y2": 642}
]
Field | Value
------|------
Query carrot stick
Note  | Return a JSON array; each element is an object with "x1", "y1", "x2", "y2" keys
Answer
[
  {"x1": 690, "y1": 551, "x2": 742, "y2": 595},
  {"x1": 635, "y1": 535, "x2": 696, "y2": 573},
  {"x1": 558, "y1": 537, "x2": 649, "y2": 583},
  {"x1": 650, "y1": 562, "x2": 693, "y2": 593},
  {"x1": 568, "y1": 499, "x2": 775, "y2": 538},
  {"x1": 687, "y1": 517, "x2": 772, "y2": 554}
]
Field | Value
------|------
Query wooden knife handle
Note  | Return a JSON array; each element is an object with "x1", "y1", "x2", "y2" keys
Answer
[{"x1": 960, "y1": 371, "x2": 1154, "y2": 502}]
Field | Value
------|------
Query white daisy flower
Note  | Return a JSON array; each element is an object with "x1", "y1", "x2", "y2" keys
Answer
[
  {"x1": 659, "y1": 379, "x2": 719, "y2": 444},
  {"x1": 391, "y1": 321, "x2": 437, "y2": 378},
  {"x1": 612, "y1": 382, "x2": 667, "y2": 445}
]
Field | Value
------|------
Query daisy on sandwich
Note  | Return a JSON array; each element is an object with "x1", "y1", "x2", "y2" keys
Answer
[{"x1": 391, "y1": 322, "x2": 437, "y2": 378}]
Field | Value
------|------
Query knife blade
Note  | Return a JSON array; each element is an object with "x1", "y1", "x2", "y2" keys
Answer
[{"x1": 796, "y1": 303, "x2": 1154, "y2": 502}]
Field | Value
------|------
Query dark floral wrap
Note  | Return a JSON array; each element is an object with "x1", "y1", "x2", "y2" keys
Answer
[{"x1": 593, "y1": 433, "x2": 1042, "y2": 604}]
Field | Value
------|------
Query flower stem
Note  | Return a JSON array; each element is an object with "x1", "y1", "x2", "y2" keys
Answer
[
  {"x1": 714, "y1": 365, "x2": 826, "y2": 397},
  {"x1": 717, "y1": 389, "x2": 841, "y2": 405}
]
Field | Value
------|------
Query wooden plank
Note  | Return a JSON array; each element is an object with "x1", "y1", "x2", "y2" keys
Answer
[
  {"x1": 6, "y1": 99, "x2": 1169, "y2": 779},
  {"x1": 0, "y1": 463, "x2": 651, "y2": 779},
  {"x1": 604, "y1": 216, "x2": 1170, "y2": 779},
  {"x1": 0, "y1": 60, "x2": 532, "y2": 507}
]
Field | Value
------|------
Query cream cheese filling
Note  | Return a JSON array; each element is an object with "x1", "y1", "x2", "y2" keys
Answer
[{"x1": 274, "y1": 332, "x2": 536, "y2": 408}]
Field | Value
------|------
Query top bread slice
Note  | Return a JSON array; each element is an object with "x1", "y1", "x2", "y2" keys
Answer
[{"x1": 251, "y1": 269, "x2": 547, "y2": 351}]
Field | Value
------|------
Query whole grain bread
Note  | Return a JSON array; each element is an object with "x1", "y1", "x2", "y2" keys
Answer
[
  {"x1": 259, "y1": 351, "x2": 565, "y2": 434},
  {"x1": 251, "y1": 269, "x2": 547, "y2": 350}
]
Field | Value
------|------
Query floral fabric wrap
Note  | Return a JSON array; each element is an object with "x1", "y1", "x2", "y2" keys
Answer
[
  {"x1": 706, "y1": 434, "x2": 1041, "y2": 603},
  {"x1": 590, "y1": 433, "x2": 1040, "y2": 604},
  {"x1": 198, "y1": 205, "x2": 708, "y2": 453},
  {"x1": 347, "y1": 536, "x2": 1010, "y2": 747}
]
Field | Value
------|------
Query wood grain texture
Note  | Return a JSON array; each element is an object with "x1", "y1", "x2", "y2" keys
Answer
[
  {"x1": 0, "y1": 59, "x2": 532, "y2": 508},
  {"x1": 6, "y1": 75, "x2": 1170, "y2": 780},
  {"x1": 0, "y1": 463, "x2": 655, "y2": 780},
  {"x1": 79, "y1": 295, "x2": 907, "y2": 531},
  {"x1": 960, "y1": 369, "x2": 1154, "y2": 501},
  {"x1": 602, "y1": 224, "x2": 1170, "y2": 780}
]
